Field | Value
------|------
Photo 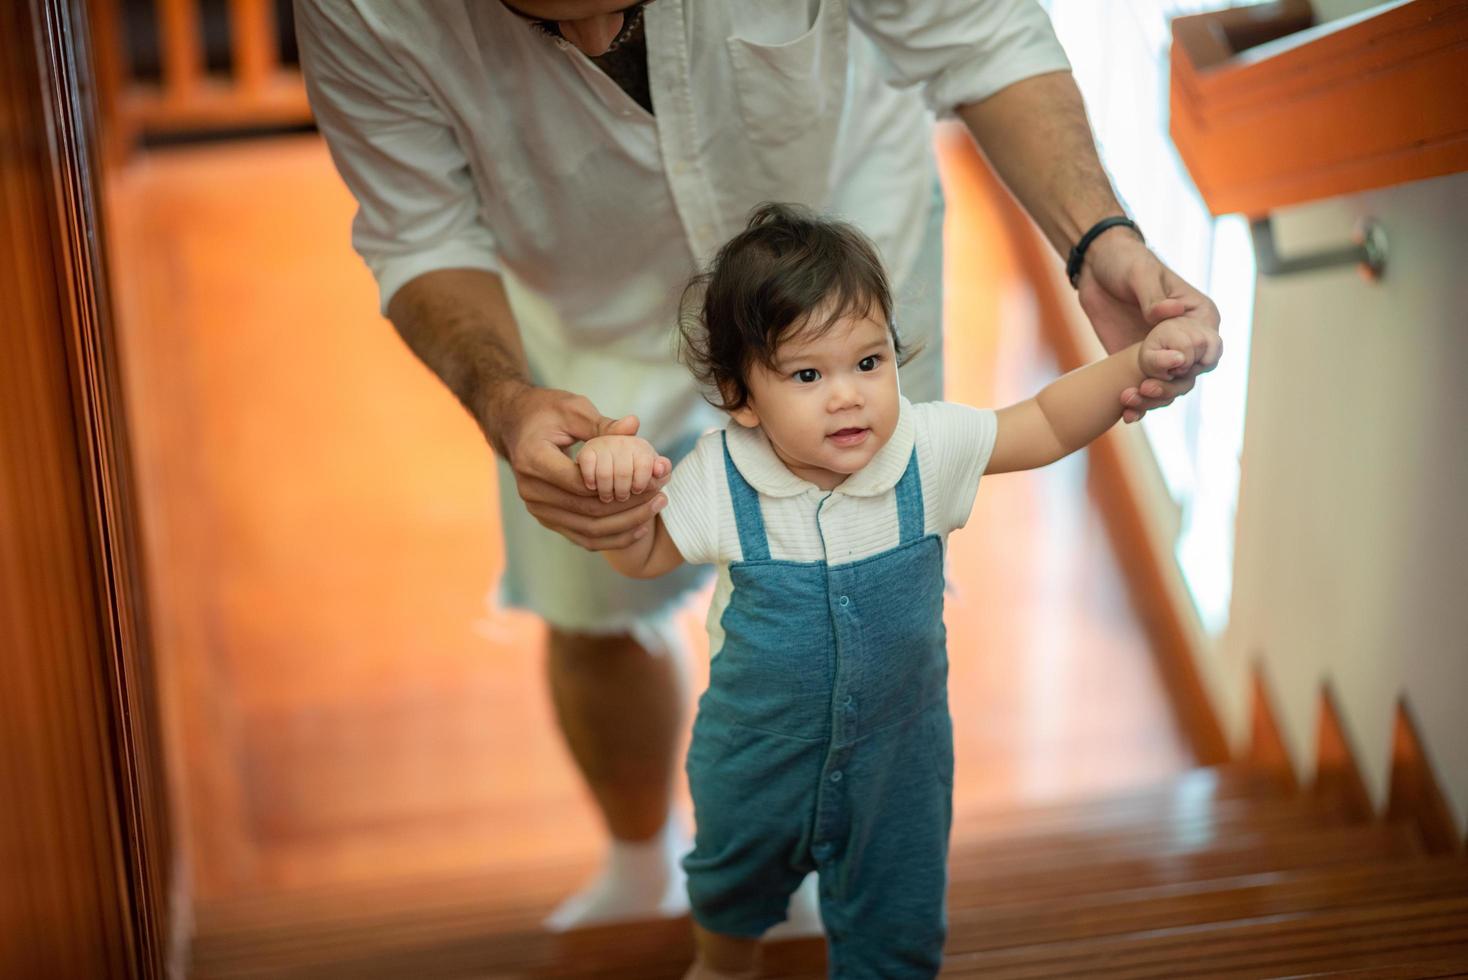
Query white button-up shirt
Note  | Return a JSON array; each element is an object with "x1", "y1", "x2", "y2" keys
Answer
[{"x1": 296, "y1": 0, "x2": 1068, "y2": 443}]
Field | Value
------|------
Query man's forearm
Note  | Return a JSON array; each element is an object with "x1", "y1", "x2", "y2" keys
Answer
[
  {"x1": 957, "y1": 71, "x2": 1135, "y2": 257},
  {"x1": 385, "y1": 267, "x2": 530, "y2": 455}
]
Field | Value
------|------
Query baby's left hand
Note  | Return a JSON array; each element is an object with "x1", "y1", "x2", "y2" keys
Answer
[{"x1": 1138, "y1": 317, "x2": 1223, "y2": 383}]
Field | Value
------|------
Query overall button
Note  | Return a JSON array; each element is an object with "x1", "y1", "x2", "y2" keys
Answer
[
  {"x1": 838, "y1": 595, "x2": 850, "y2": 607},
  {"x1": 843, "y1": 695, "x2": 854, "y2": 707},
  {"x1": 829, "y1": 770, "x2": 843, "y2": 783}
]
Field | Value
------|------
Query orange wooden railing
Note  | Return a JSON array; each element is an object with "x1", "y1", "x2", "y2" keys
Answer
[
  {"x1": 1170, "y1": 0, "x2": 1468, "y2": 218},
  {"x1": 89, "y1": 0, "x2": 312, "y2": 155}
]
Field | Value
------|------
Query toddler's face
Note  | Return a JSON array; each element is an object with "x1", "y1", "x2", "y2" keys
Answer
[{"x1": 731, "y1": 309, "x2": 900, "y2": 490}]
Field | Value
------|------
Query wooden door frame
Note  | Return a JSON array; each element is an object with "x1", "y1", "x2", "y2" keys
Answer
[{"x1": 1, "y1": 0, "x2": 177, "y2": 975}]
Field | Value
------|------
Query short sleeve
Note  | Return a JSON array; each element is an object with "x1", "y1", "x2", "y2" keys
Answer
[
  {"x1": 914, "y1": 401, "x2": 998, "y2": 534},
  {"x1": 848, "y1": 0, "x2": 1071, "y2": 117},
  {"x1": 295, "y1": 0, "x2": 501, "y2": 313},
  {"x1": 658, "y1": 431, "x2": 725, "y2": 566}
]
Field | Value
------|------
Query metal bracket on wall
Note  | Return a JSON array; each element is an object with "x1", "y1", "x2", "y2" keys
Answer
[{"x1": 1250, "y1": 216, "x2": 1387, "y2": 281}]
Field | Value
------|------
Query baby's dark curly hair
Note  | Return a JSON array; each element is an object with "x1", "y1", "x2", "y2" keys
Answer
[{"x1": 679, "y1": 203, "x2": 911, "y2": 413}]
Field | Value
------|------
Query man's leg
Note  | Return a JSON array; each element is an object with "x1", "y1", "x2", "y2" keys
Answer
[
  {"x1": 542, "y1": 626, "x2": 691, "y2": 929},
  {"x1": 547, "y1": 627, "x2": 685, "y2": 838}
]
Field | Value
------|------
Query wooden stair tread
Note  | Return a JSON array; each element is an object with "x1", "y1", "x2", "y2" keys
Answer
[
  {"x1": 939, "y1": 895, "x2": 1468, "y2": 978},
  {"x1": 945, "y1": 859, "x2": 1468, "y2": 953},
  {"x1": 948, "y1": 822, "x2": 1425, "y2": 903},
  {"x1": 187, "y1": 767, "x2": 1468, "y2": 979},
  {"x1": 956, "y1": 764, "x2": 1292, "y2": 832},
  {"x1": 952, "y1": 794, "x2": 1355, "y2": 863},
  {"x1": 192, "y1": 799, "x2": 1349, "y2": 963},
  {"x1": 194, "y1": 780, "x2": 1340, "y2": 948},
  {"x1": 1288, "y1": 962, "x2": 1468, "y2": 979}
]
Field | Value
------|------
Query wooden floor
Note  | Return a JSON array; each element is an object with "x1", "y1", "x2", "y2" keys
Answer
[
  {"x1": 104, "y1": 130, "x2": 1194, "y2": 939},
  {"x1": 183, "y1": 765, "x2": 1468, "y2": 978}
]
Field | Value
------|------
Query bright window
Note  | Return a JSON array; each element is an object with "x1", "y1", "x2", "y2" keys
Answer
[{"x1": 1040, "y1": 0, "x2": 1261, "y2": 633}]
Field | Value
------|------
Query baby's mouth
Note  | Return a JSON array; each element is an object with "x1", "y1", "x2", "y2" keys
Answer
[{"x1": 827, "y1": 427, "x2": 870, "y2": 448}]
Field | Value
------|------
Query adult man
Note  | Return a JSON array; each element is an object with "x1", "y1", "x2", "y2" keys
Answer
[{"x1": 295, "y1": 0, "x2": 1221, "y2": 932}]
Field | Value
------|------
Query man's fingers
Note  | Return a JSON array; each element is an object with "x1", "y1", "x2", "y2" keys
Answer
[
  {"x1": 1146, "y1": 297, "x2": 1188, "y2": 325},
  {"x1": 556, "y1": 394, "x2": 614, "y2": 441},
  {"x1": 598, "y1": 414, "x2": 640, "y2": 437},
  {"x1": 556, "y1": 522, "x2": 653, "y2": 553},
  {"x1": 1130, "y1": 265, "x2": 1179, "y2": 327},
  {"x1": 525, "y1": 491, "x2": 667, "y2": 539},
  {"x1": 519, "y1": 440, "x2": 594, "y2": 496}
]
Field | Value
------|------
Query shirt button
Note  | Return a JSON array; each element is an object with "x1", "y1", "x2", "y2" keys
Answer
[
  {"x1": 838, "y1": 595, "x2": 849, "y2": 607},
  {"x1": 830, "y1": 770, "x2": 843, "y2": 783}
]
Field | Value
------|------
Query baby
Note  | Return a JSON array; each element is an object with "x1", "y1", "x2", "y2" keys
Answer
[{"x1": 576, "y1": 204, "x2": 1216, "y2": 979}]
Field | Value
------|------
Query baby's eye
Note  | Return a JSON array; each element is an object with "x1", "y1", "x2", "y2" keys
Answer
[
  {"x1": 793, "y1": 368, "x2": 821, "y2": 384},
  {"x1": 858, "y1": 355, "x2": 881, "y2": 372}
]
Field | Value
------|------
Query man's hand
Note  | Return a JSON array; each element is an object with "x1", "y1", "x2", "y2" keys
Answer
[
  {"x1": 494, "y1": 384, "x2": 669, "y2": 551},
  {"x1": 1078, "y1": 232, "x2": 1222, "y2": 423}
]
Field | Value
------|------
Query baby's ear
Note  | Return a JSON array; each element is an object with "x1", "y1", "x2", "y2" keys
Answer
[
  {"x1": 723, "y1": 386, "x2": 760, "y2": 429},
  {"x1": 729, "y1": 403, "x2": 760, "y2": 429}
]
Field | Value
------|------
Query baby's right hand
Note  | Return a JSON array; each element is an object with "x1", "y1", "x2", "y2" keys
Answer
[{"x1": 578, "y1": 435, "x2": 672, "y2": 503}]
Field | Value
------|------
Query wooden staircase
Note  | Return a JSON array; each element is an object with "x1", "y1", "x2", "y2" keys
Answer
[{"x1": 190, "y1": 765, "x2": 1468, "y2": 978}]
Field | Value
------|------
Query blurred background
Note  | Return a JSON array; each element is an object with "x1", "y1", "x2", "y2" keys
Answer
[{"x1": 4, "y1": 0, "x2": 1466, "y2": 977}]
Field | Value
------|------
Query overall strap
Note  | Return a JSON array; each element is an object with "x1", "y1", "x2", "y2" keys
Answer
[
  {"x1": 894, "y1": 448, "x2": 926, "y2": 545},
  {"x1": 722, "y1": 431, "x2": 771, "y2": 561}
]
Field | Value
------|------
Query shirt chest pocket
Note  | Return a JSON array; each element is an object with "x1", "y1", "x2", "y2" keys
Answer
[{"x1": 725, "y1": 0, "x2": 848, "y2": 148}]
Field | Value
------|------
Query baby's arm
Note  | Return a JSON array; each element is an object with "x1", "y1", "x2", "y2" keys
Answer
[
  {"x1": 987, "y1": 319, "x2": 1204, "y2": 474},
  {"x1": 578, "y1": 435, "x2": 687, "y2": 578}
]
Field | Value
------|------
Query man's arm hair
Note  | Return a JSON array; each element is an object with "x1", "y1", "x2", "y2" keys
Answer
[
  {"x1": 385, "y1": 267, "x2": 530, "y2": 456},
  {"x1": 957, "y1": 71, "x2": 1138, "y2": 258}
]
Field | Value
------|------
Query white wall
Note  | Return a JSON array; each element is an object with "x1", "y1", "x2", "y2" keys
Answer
[
  {"x1": 1219, "y1": 169, "x2": 1468, "y2": 836},
  {"x1": 1312, "y1": 0, "x2": 1391, "y2": 22}
]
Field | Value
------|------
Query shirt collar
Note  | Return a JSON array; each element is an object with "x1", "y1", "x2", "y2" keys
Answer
[{"x1": 724, "y1": 397, "x2": 916, "y2": 498}]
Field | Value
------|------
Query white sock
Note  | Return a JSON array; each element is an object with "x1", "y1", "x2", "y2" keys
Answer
[
  {"x1": 543, "y1": 817, "x2": 691, "y2": 931},
  {"x1": 762, "y1": 872, "x2": 824, "y2": 940}
]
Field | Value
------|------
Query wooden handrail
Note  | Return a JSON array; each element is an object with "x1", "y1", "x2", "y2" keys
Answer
[
  {"x1": 1170, "y1": 0, "x2": 1468, "y2": 217},
  {"x1": 88, "y1": 0, "x2": 311, "y2": 154}
]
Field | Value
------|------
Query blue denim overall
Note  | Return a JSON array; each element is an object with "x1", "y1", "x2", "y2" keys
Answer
[{"x1": 683, "y1": 434, "x2": 954, "y2": 979}]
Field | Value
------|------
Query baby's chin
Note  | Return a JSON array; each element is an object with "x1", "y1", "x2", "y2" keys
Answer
[{"x1": 827, "y1": 438, "x2": 886, "y2": 473}]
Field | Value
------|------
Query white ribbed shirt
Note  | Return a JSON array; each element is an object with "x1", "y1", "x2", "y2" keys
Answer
[{"x1": 661, "y1": 398, "x2": 997, "y2": 655}]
